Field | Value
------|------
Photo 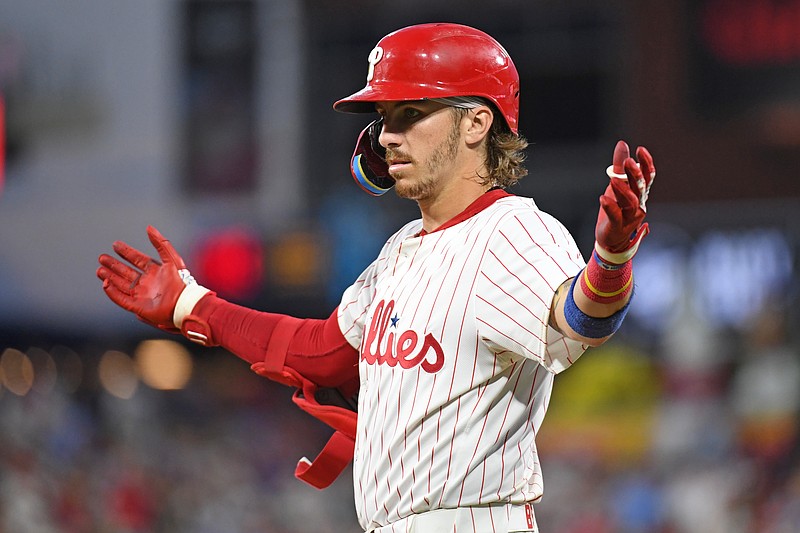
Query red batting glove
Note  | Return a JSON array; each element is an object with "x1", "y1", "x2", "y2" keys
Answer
[
  {"x1": 96, "y1": 226, "x2": 209, "y2": 332},
  {"x1": 594, "y1": 140, "x2": 656, "y2": 264}
]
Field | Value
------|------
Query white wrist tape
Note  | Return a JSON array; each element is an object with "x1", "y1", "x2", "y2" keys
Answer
[
  {"x1": 606, "y1": 164, "x2": 650, "y2": 212},
  {"x1": 595, "y1": 235, "x2": 644, "y2": 265},
  {"x1": 173, "y1": 282, "x2": 211, "y2": 328}
]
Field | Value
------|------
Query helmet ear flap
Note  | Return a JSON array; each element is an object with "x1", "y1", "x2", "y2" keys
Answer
[{"x1": 350, "y1": 118, "x2": 394, "y2": 196}]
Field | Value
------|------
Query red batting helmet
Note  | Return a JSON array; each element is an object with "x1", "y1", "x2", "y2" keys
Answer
[{"x1": 333, "y1": 23, "x2": 521, "y2": 134}]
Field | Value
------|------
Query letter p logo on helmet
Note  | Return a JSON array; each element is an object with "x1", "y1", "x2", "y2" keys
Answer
[{"x1": 366, "y1": 46, "x2": 384, "y2": 82}]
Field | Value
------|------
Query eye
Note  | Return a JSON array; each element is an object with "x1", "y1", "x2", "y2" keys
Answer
[{"x1": 403, "y1": 107, "x2": 421, "y2": 119}]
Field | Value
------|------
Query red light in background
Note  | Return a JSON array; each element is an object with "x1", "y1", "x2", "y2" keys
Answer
[
  {"x1": 193, "y1": 227, "x2": 264, "y2": 300},
  {"x1": 701, "y1": 0, "x2": 800, "y2": 66}
]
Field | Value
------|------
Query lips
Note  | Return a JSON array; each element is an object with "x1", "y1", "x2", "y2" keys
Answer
[{"x1": 386, "y1": 156, "x2": 411, "y2": 174}]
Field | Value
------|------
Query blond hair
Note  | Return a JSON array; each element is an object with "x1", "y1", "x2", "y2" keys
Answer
[{"x1": 450, "y1": 104, "x2": 529, "y2": 189}]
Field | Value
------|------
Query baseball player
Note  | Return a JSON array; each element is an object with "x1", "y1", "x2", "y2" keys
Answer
[{"x1": 96, "y1": 23, "x2": 655, "y2": 533}]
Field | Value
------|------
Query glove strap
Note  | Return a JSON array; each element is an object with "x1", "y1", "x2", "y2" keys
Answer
[
  {"x1": 594, "y1": 224, "x2": 648, "y2": 265},
  {"x1": 294, "y1": 431, "x2": 355, "y2": 489},
  {"x1": 181, "y1": 315, "x2": 214, "y2": 346}
]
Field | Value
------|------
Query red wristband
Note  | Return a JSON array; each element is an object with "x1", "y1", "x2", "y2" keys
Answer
[{"x1": 579, "y1": 252, "x2": 633, "y2": 304}]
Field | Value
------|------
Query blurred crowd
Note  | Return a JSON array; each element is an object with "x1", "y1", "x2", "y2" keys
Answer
[
  {"x1": 1, "y1": 297, "x2": 799, "y2": 533},
  {"x1": 537, "y1": 298, "x2": 800, "y2": 533},
  {"x1": 0, "y1": 347, "x2": 361, "y2": 533}
]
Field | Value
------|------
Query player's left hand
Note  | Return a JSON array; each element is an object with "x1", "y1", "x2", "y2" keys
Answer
[
  {"x1": 594, "y1": 140, "x2": 655, "y2": 264},
  {"x1": 96, "y1": 226, "x2": 201, "y2": 332}
]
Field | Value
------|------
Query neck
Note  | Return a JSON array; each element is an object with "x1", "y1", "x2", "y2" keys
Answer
[
  {"x1": 417, "y1": 177, "x2": 491, "y2": 232},
  {"x1": 416, "y1": 134, "x2": 492, "y2": 232}
]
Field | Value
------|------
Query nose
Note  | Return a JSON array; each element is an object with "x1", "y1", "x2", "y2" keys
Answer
[{"x1": 377, "y1": 119, "x2": 402, "y2": 149}]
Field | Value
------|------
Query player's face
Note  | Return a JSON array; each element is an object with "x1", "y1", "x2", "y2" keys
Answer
[{"x1": 375, "y1": 101, "x2": 463, "y2": 201}]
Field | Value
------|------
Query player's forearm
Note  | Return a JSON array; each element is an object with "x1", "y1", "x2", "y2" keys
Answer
[
  {"x1": 188, "y1": 293, "x2": 292, "y2": 364},
  {"x1": 571, "y1": 275, "x2": 632, "y2": 318},
  {"x1": 188, "y1": 294, "x2": 359, "y2": 386},
  {"x1": 550, "y1": 259, "x2": 634, "y2": 347}
]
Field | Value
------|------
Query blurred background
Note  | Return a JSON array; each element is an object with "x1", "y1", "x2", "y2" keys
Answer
[{"x1": 0, "y1": 0, "x2": 799, "y2": 531}]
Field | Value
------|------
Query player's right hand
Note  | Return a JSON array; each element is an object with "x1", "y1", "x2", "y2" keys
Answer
[{"x1": 96, "y1": 226, "x2": 205, "y2": 332}]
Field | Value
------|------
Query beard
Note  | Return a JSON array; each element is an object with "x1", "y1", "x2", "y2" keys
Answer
[{"x1": 389, "y1": 118, "x2": 462, "y2": 201}]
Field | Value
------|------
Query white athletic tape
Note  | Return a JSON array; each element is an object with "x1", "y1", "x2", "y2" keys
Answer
[
  {"x1": 173, "y1": 282, "x2": 211, "y2": 328},
  {"x1": 606, "y1": 164, "x2": 649, "y2": 212},
  {"x1": 606, "y1": 164, "x2": 628, "y2": 180},
  {"x1": 595, "y1": 234, "x2": 644, "y2": 265}
]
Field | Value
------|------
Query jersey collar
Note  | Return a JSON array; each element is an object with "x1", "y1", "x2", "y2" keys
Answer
[{"x1": 417, "y1": 188, "x2": 512, "y2": 237}]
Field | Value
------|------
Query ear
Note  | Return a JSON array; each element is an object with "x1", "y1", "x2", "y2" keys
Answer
[{"x1": 463, "y1": 106, "x2": 493, "y2": 145}]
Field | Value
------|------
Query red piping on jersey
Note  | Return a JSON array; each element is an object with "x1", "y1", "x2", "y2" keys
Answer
[{"x1": 417, "y1": 188, "x2": 511, "y2": 237}]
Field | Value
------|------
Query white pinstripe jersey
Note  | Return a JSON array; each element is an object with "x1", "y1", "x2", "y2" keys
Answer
[{"x1": 337, "y1": 194, "x2": 587, "y2": 531}]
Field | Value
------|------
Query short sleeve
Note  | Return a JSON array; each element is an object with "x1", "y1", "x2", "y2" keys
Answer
[{"x1": 475, "y1": 209, "x2": 587, "y2": 373}]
